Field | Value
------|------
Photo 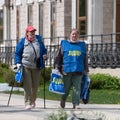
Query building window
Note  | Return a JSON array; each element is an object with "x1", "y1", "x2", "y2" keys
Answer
[
  {"x1": 0, "y1": 9, "x2": 3, "y2": 41},
  {"x1": 39, "y1": 3, "x2": 43, "y2": 36},
  {"x1": 77, "y1": 0, "x2": 87, "y2": 36},
  {"x1": 51, "y1": 2, "x2": 56, "y2": 41},
  {"x1": 28, "y1": 4, "x2": 33, "y2": 25}
]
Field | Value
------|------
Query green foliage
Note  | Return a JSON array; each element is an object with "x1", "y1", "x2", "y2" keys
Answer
[
  {"x1": 4, "y1": 69, "x2": 14, "y2": 83},
  {"x1": 37, "y1": 82, "x2": 63, "y2": 101},
  {"x1": 0, "y1": 64, "x2": 53, "y2": 87},
  {"x1": 1, "y1": 63, "x2": 9, "y2": 69},
  {"x1": 5, "y1": 81, "x2": 120, "y2": 104},
  {"x1": 1, "y1": 63, "x2": 120, "y2": 105},
  {"x1": 39, "y1": 67, "x2": 53, "y2": 84},
  {"x1": 45, "y1": 108, "x2": 105, "y2": 120},
  {"x1": 1, "y1": 63, "x2": 120, "y2": 90},
  {"x1": 45, "y1": 109, "x2": 67, "y2": 120},
  {"x1": 0, "y1": 63, "x2": 14, "y2": 83},
  {"x1": 40, "y1": 68, "x2": 120, "y2": 90},
  {"x1": 90, "y1": 89, "x2": 120, "y2": 104},
  {"x1": 90, "y1": 73, "x2": 120, "y2": 89},
  {"x1": 0, "y1": 62, "x2": 23, "y2": 87}
]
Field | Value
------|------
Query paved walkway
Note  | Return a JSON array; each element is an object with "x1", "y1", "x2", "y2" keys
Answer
[
  {"x1": 0, "y1": 68, "x2": 120, "y2": 120},
  {"x1": 0, "y1": 93, "x2": 120, "y2": 120},
  {"x1": 89, "y1": 68, "x2": 120, "y2": 78}
]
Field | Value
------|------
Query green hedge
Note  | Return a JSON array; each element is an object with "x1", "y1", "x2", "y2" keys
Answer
[
  {"x1": 90, "y1": 73, "x2": 120, "y2": 89},
  {"x1": 0, "y1": 63, "x2": 14, "y2": 83},
  {"x1": 0, "y1": 65, "x2": 52, "y2": 87},
  {"x1": 40, "y1": 66, "x2": 53, "y2": 84},
  {"x1": 0, "y1": 64, "x2": 120, "y2": 90}
]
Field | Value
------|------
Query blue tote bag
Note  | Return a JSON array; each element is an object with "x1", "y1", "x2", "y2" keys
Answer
[
  {"x1": 15, "y1": 66, "x2": 23, "y2": 83},
  {"x1": 49, "y1": 69, "x2": 65, "y2": 95},
  {"x1": 80, "y1": 74, "x2": 90, "y2": 104}
]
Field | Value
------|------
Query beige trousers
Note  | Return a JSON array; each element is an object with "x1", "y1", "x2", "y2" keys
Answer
[{"x1": 23, "y1": 66, "x2": 40, "y2": 106}]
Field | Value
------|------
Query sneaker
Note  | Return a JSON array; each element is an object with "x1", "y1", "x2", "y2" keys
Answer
[
  {"x1": 31, "y1": 103, "x2": 36, "y2": 109},
  {"x1": 25, "y1": 105, "x2": 32, "y2": 110},
  {"x1": 73, "y1": 104, "x2": 80, "y2": 109},
  {"x1": 60, "y1": 100, "x2": 65, "y2": 108}
]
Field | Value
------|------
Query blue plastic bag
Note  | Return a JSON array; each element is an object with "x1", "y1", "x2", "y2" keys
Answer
[
  {"x1": 49, "y1": 69, "x2": 65, "y2": 95},
  {"x1": 15, "y1": 66, "x2": 23, "y2": 83},
  {"x1": 80, "y1": 74, "x2": 90, "y2": 104}
]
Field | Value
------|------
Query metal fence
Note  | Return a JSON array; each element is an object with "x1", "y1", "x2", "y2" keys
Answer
[
  {"x1": 87, "y1": 42, "x2": 120, "y2": 68},
  {"x1": 0, "y1": 32, "x2": 120, "y2": 68}
]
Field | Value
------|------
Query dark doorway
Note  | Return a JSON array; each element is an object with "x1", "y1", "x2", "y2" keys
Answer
[{"x1": 116, "y1": 0, "x2": 120, "y2": 42}]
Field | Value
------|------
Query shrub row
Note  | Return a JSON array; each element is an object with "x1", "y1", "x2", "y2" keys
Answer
[
  {"x1": 0, "y1": 64, "x2": 120, "y2": 90},
  {"x1": 90, "y1": 73, "x2": 120, "y2": 89}
]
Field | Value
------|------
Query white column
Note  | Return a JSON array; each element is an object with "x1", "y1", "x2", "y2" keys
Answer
[
  {"x1": 44, "y1": 1, "x2": 51, "y2": 45},
  {"x1": 72, "y1": 0, "x2": 76, "y2": 29},
  {"x1": 87, "y1": 0, "x2": 93, "y2": 36},
  {"x1": 87, "y1": 0, "x2": 94, "y2": 43},
  {"x1": 26, "y1": 0, "x2": 34, "y2": 4},
  {"x1": 14, "y1": 0, "x2": 22, "y2": 6},
  {"x1": 93, "y1": 0, "x2": 103, "y2": 35},
  {"x1": 0, "y1": 0, "x2": 5, "y2": 8},
  {"x1": 37, "y1": 0, "x2": 45, "y2": 2},
  {"x1": 88, "y1": 0, "x2": 103, "y2": 43},
  {"x1": 3, "y1": 6, "x2": 7, "y2": 40},
  {"x1": 4, "y1": 2, "x2": 11, "y2": 41}
]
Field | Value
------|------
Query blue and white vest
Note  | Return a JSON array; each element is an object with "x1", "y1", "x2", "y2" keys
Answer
[{"x1": 61, "y1": 40, "x2": 86, "y2": 73}]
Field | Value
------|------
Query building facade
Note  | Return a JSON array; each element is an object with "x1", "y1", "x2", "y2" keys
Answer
[{"x1": 0, "y1": 0, "x2": 119, "y2": 45}]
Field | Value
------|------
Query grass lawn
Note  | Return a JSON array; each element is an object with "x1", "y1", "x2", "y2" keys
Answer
[
  {"x1": 90, "y1": 89, "x2": 120, "y2": 104},
  {"x1": 37, "y1": 83, "x2": 120, "y2": 104},
  {"x1": 10, "y1": 83, "x2": 120, "y2": 104}
]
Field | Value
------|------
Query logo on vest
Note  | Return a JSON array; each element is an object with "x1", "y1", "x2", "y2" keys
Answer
[{"x1": 68, "y1": 50, "x2": 81, "y2": 56}]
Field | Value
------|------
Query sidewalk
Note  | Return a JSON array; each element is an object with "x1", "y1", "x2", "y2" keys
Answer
[
  {"x1": 0, "y1": 93, "x2": 120, "y2": 120},
  {"x1": 89, "y1": 68, "x2": 120, "y2": 78}
]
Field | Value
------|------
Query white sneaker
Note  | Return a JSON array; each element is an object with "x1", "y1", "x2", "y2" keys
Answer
[
  {"x1": 25, "y1": 105, "x2": 32, "y2": 110},
  {"x1": 31, "y1": 103, "x2": 36, "y2": 109}
]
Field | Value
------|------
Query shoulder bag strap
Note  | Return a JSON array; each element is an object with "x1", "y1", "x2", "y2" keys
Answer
[{"x1": 30, "y1": 42, "x2": 37, "y2": 61}]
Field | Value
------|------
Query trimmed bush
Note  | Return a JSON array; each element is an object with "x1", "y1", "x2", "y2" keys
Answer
[
  {"x1": 90, "y1": 73, "x2": 120, "y2": 89},
  {"x1": 40, "y1": 67, "x2": 53, "y2": 84},
  {"x1": 0, "y1": 63, "x2": 14, "y2": 83},
  {"x1": 0, "y1": 63, "x2": 120, "y2": 90}
]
